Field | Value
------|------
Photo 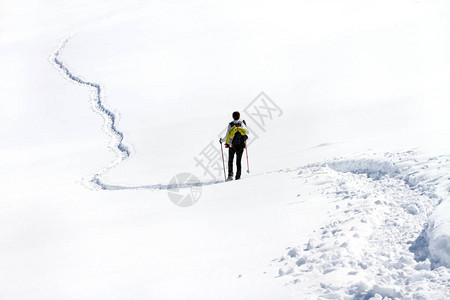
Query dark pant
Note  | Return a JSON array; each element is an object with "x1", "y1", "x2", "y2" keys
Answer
[{"x1": 228, "y1": 147, "x2": 244, "y2": 179}]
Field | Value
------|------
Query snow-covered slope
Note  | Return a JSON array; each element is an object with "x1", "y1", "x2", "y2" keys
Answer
[{"x1": 1, "y1": 1, "x2": 450, "y2": 299}]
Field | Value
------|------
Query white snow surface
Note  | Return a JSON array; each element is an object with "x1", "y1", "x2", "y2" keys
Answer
[
  {"x1": 427, "y1": 200, "x2": 450, "y2": 269},
  {"x1": 1, "y1": 0, "x2": 450, "y2": 299}
]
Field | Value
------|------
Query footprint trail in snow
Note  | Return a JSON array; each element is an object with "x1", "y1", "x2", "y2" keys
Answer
[
  {"x1": 51, "y1": 37, "x2": 228, "y2": 190},
  {"x1": 275, "y1": 151, "x2": 450, "y2": 299},
  {"x1": 51, "y1": 37, "x2": 134, "y2": 189}
]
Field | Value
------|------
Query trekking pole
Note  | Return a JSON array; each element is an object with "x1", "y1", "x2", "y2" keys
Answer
[
  {"x1": 245, "y1": 141, "x2": 250, "y2": 173},
  {"x1": 219, "y1": 140, "x2": 227, "y2": 181}
]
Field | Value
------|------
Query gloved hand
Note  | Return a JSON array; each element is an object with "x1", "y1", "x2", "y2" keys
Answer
[
  {"x1": 219, "y1": 138, "x2": 222, "y2": 143},
  {"x1": 225, "y1": 144, "x2": 229, "y2": 148}
]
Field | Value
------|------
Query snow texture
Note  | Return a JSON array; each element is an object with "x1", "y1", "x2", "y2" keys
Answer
[
  {"x1": 427, "y1": 200, "x2": 450, "y2": 269},
  {"x1": 276, "y1": 152, "x2": 450, "y2": 299}
]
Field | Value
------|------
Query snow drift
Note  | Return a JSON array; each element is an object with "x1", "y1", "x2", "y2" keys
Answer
[{"x1": 427, "y1": 200, "x2": 450, "y2": 268}]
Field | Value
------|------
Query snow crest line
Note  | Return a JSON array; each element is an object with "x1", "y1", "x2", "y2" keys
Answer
[{"x1": 51, "y1": 37, "x2": 131, "y2": 189}]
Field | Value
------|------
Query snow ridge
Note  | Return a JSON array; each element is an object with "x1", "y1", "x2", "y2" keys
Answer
[{"x1": 326, "y1": 159, "x2": 401, "y2": 179}]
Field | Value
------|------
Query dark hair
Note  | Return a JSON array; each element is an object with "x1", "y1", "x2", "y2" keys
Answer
[{"x1": 232, "y1": 111, "x2": 240, "y2": 120}]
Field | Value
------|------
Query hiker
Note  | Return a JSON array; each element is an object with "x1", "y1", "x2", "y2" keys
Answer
[{"x1": 219, "y1": 111, "x2": 249, "y2": 181}]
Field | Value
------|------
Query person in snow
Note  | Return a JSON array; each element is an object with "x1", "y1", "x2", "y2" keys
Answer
[{"x1": 219, "y1": 111, "x2": 249, "y2": 181}]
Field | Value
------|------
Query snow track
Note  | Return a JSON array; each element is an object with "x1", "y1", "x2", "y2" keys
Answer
[
  {"x1": 276, "y1": 152, "x2": 450, "y2": 299},
  {"x1": 90, "y1": 175, "x2": 220, "y2": 191},
  {"x1": 51, "y1": 38, "x2": 224, "y2": 191},
  {"x1": 51, "y1": 37, "x2": 133, "y2": 189}
]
